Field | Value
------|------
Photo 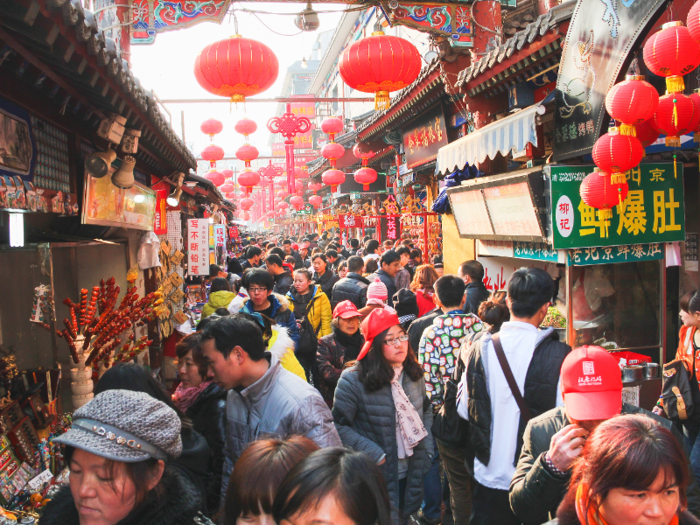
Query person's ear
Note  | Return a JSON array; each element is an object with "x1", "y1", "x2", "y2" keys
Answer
[
  {"x1": 147, "y1": 460, "x2": 166, "y2": 491},
  {"x1": 433, "y1": 294, "x2": 442, "y2": 307}
]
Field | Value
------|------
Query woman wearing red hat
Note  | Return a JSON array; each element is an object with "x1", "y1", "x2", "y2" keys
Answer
[{"x1": 332, "y1": 308, "x2": 432, "y2": 525}]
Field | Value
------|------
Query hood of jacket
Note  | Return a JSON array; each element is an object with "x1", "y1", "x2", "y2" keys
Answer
[
  {"x1": 207, "y1": 290, "x2": 237, "y2": 309},
  {"x1": 240, "y1": 292, "x2": 290, "y2": 317},
  {"x1": 267, "y1": 325, "x2": 295, "y2": 360}
]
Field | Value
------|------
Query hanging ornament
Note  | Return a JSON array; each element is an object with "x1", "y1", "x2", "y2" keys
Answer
[
  {"x1": 339, "y1": 30, "x2": 421, "y2": 110},
  {"x1": 222, "y1": 169, "x2": 234, "y2": 179},
  {"x1": 277, "y1": 189, "x2": 289, "y2": 200},
  {"x1": 290, "y1": 196, "x2": 304, "y2": 211},
  {"x1": 309, "y1": 195, "x2": 322, "y2": 208},
  {"x1": 201, "y1": 144, "x2": 224, "y2": 168},
  {"x1": 322, "y1": 169, "x2": 346, "y2": 192},
  {"x1": 635, "y1": 118, "x2": 660, "y2": 148},
  {"x1": 604, "y1": 75, "x2": 659, "y2": 136},
  {"x1": 580, "y1": 169, "x2": 629, "y2": 237},
  {"x1": 321, "y1": 118, "x2": 346, "y2": 192},
  {"x1": 236, "y1": 144, "x2": 259, "y2": 169},
  {"x1": 651, "y1": 93, "x2": 700, "y2": 147},
  {"x1": 294, "y1": 167, "x2": 306, "y2": 179},
  {"x1": 689, "y1": 1, "x2": 700, "y2": 45},
  {"x1": 354, "y1": 167, "x2": 378, "y2": 190},
  {"x1": 235, "y1": 118, "x2": 258, "y2": 139},
  {"x1": 240, "y1": 198, "x2": 254, "y2": 211},
  {"x1": 201, "y1": 119, "x2": 223, "y2": 140},
  {"x1": 309, "y1": 182, "x2": 323, "y2": 194},
  {"x1": 278, "y1": 201, "x2": 289, "y2": 210},
  {"x1": 591, "y1": 127, "x2": 644, "y2": 184},
  {"x1": 194, "y1": 36, "x2": 279, "y2": 104},
  {"x1": 643, "y1": 21, "x2": 700, "y2": 94},
  {"x1": 238, "y1": 170, "x2": 261, "y2": 194},
  {"x1": 205, "y1": 170, "x2": 225, "y2": 187},
  {"x1": 220, "y1": 182, "x2": 234, "y2": 193}
]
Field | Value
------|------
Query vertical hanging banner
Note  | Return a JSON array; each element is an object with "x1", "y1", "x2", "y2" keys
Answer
[
  {"x1": 152, "y1": 181, "x2": 169, "y2": 235},
  {"x1": 187, "y1": 219, "x2": 209, "y2": 276},
  {"x1": 554, "y1": 0, "x2": 668, "y2": 160},
  {"x1": 214, "y1": 224, "x2": 226, "y2": 247}
]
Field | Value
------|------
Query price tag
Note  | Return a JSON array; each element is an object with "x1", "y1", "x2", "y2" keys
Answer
[
  {"x1": 27, "y1": 469, "x2": 53, "y2": 491},
  {"x1": 170, "y1": 250, "x2": 184, "y2": 266}
]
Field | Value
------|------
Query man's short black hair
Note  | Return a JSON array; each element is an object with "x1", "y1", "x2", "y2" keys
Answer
[
  {"x1": 347, "y1": 256, "x2": 364, "y2": 273},
  {"x1": 246, "y1": 246, "x2": 262, "y2": 259},
  {"x1": 261, "y1": 241, "x2": 270, "y2": 249},
  {"x1": 460, "y1": 260, "x2": 485, "y2": 282},
  {"x1": 201, "y1": 314, "x2": 266, "y2": 360},
  {"x1": 380, "y1": 250, "x2": 400, "y2": 266},
  {"x1": 265, "y1": 254, "x2": 283, "y2": 268},
  {"x1": 410, "y1": 248, "x2": 422, "y2": 259},
  {"x1": 268, "y1": 247, "x2": 286, "y2": 259},
  {"x1": 508, "y1": 267, "x2": 555, "y2": 318},
  {"x1": 434, "y1": 275, "x2": 465, "y2": 309},
  {"x1": 350, "y1": 239, "x2": 360, "y2": 248},
  {"x1": 326, "y1": 249, "x2": 339, "y2": 259},
  {"x1": 326, "y1": 243, "x2": 338, "y2": 251},
  {"x1": 396, "y1": 246, "x2": 411, "y2": 257},
  {"x1": 210, "y1": 277, "x2": 230, "y2": 293},
  {"x1": 283, "y1": 239, "x2": 292, "y2": 245},
  {"x1": 209, "y1": 264, "x2": 222, "y2": 276},
  {"x1": 366, "y1": 239, "x2": 380, "y2": 254},
  {"x1": 245, "y1": 267, "x2": 275, "y2": 291}
]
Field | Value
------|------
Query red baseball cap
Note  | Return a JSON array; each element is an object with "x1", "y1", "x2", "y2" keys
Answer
[
  {"x1": 333, "y1": 300, "x2": 362, "y2": 319},
  {"x1": 357, "y1": 308, "x2": 400, "y2": 361},
  {"x1": 561, "y1": 346, "x2": 623, "y2": 421}
]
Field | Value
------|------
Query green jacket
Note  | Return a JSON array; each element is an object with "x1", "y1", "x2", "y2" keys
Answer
[
  {"x1": 201, "y1": 291, "x2": 237, "y2": 319},
  {"x1": 509, "y1": 404, "x2": 700, "y2": 524}
]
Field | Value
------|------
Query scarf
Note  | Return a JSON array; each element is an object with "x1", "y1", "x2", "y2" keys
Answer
[
  {"x1": 391, "y1": 366, "x2": 428, "y2": 459},
  {"x1": 332, "y1": 324, "x2": 364, "y2": 362},
  {"x1": 574, "y1": 482, "x2": 679, "y2": 525},
  {"x1": 172, "y1": 381, "x2": 212, "y2": 413}
]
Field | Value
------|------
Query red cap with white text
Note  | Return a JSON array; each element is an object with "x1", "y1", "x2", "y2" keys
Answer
[{"x1": 561, "y1": 346, "x2": 623, "y2": 421}]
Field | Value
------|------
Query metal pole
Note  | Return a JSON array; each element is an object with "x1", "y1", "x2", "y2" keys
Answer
[{"x1": 181, "y1": 111, "x2": 186, "y2": 143}]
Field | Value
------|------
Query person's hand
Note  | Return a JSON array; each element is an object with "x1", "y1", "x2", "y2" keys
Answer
[
  {"x1": 547, "y1": 424, "x2": 587, "y2": 472},
  {"x1": 653, "y1": 406, "x2": 665, "y2": 417}
]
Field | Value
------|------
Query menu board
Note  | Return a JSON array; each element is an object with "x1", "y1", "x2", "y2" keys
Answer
[
  {"x1": 82, "y1": 173, "x2": 156, "y2": 231},
  {"x1": 483, "y1": 182, "x2": 542, "y2": 236},
  {"x1": 449, "y1": 188, "x2": 493, "y2": 236}
]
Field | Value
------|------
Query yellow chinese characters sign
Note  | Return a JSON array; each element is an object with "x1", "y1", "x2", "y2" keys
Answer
[
  {"x1": 402, "y1": 106, "x2": 448, "y2": 169},
  {"x1": 550, "y1": 163, "x2": 685, "y2": 249}
]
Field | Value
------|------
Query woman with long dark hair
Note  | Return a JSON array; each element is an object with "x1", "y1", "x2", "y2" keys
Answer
[
  {"x1": 332, "y1": 308, "x2": 432, "y2": 524},
  {"x1": 550, "y1": 414, "x2": 698, "y2": 525},
  {"x1": 410, "y1": 264, "x2": 440, "y2": 318}
]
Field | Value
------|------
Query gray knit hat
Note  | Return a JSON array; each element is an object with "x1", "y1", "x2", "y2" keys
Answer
[{"x1": 54, "y1": 390, "x2": 182, "y2": 462}]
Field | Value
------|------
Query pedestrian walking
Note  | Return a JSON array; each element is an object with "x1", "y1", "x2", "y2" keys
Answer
[
  {"x1": 202, "y1": 278, "x2": 236, "y2": 319},
  {"x1": 410, "y1": 264, "x2": 440, "y2": 318},
  {"x1": 458, "y1": 261, "x2": 490, "y2": 316},
  {"x1": 332, "y1": 255, "x2": 370, "y2": 309},
  {"x1": 370, "y1": 250, "x2": 401, "y2": 307},
  {"x1": 266, "y1": 254, "x2": 294, "y2": 296},
  {"x1": 312, "y1": 254, "x2": 340, "y2": 306}
]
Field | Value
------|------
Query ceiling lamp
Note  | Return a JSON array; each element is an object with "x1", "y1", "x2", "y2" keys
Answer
[
  {"x1": 339, "y1": 29, "x2": 421, "y2": 109},
  {"x1": 194, "y1": 36, "x2": 279, "y2": 104},
  {"x1": 294, "y1": 3, "x2": 320, "y2": 32}
]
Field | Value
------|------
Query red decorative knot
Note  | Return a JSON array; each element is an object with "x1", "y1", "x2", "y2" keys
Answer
[{"x1": 267, "y1": 110, "x2": 311, "y2": 141}]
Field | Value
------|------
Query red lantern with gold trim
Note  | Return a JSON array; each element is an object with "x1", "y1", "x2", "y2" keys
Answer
[
  {"x1": 201, "y1": 119, "x2": 223, "y2": 139},
  {"x1": 651, "y1": 93, "x2": 700, "y2": 147},
  {"x1": 635, "y1": 118, "x2": 660, "y2": 148},
  {"x1": 309, "y1": 195, "x2": 322, "y2": 208},
  {"x1": 309, "y1": 182, "x2": 323, "y2": 194},
  {"x1": 205, "y1": 170, "x2": 225, "y2": 187},
  {"x1": 322, "y1": 169, "x2": 345, "y2": 192},
  {"x1": 290, "y1": 196, "x2": 304, "y2": 211},
  {"x1": 201, "y1": 144, "x2": 224, "y2": 168},
  {"x1": 238, "y1": 170, "x2": 261, "y2": 195},
  {"x1": 339, "y1": 30, "x2": 421, "y2": 110},
  {"x1": 643, "y1": 21, "x2": 700, "y2": 94},
  {"x1": 592, "y1": 128, "x2": 643, "y2": 184},
  {"x1": 580, "y1": 169, "x2": 629, "y2": 228},
  {"x1": 194, "y1": 36, "x2": 279, "y2": 104},
  {"x1": 354, "y1": 167, "x2": 378, "y2": 191},
  {"x1": 689, "y1": 1, "x2": 700, "y2": 45},
  {"x1": 605, "y1": 75, "x2": 659, "y2": 136},
  {"x1": 240, "y1": 198, "x2": 254, "y2": 211}
]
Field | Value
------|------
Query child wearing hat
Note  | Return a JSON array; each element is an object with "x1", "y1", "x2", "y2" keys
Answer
[{"x1": 358, "y1": 278, "x2": 395, "y2": 319}]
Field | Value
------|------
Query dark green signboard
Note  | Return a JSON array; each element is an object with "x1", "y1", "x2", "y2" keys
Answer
[{"x1": 550, "y1": 163, "x2": 685, "y2": 250}]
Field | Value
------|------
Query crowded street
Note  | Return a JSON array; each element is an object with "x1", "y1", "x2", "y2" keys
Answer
[{"x1": 1, "y1": 0, "x2": 700, "y2": 524}]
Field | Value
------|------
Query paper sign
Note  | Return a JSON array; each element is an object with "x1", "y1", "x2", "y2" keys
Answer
[
  {"x1": 170, "y1": 273, "x2": 184, "y2": 288},
  {"x1": 170, "y1": 250, "x2": 184, "y2": 266},
  {"x1": 187, "y1": 219, "x2": 209, "y2": 276},
  {"x1": 160, "y1": 240, "x2": 171, "y2": 256},
  {"x1": 27, "y1": 469, "x2": 53, "y2": 491}
]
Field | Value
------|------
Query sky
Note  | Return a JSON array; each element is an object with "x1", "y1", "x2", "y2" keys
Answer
[{"x1": 128, "y1": 4, "x2": 346, "y2": 175}]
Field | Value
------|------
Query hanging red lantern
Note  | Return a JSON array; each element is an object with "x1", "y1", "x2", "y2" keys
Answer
[
  {"x1": 290, "y1": 196, "x2": 304, "y2": 210},
  {"x1": 201, "y1": 119, "x2": 223, "y2": 139},
  {"x1": 689, "y1": 90, "x2": 700, "y2": 141},
  {"x1": 201, "y1": 144, "x2": 224, "y2": 167},
  {"x1": 309, "y1": 182, "x2": 323, "y2": 194},
  {"x1": 321, "y1": 118, "x2": 344, "y2": 138},
  {"x1": 240, "y1": 198, "x2": 254, "y2": 211},
  {"x1": 690, "y1": 1, "x2": 700, "y2": 44},
  {"x1": 322, "y1": 169, "x2": 345, "y2": 192},
  {"x1": 322, "y1": 142, "x2": 345, "y2": 161},
  {"x1": 220, "y1": 182, "x2": 234, "y2": 193},
  {"x1": 354, "y1": 167, "x2": 378, "y2": 191},
  {"x1": 278, "y1": 201, "x2": 289, "y2": 210},
  {"x1": 238, "y1": 170, "x2": 261, "y2": 194},
  {"x1": 235, "y1": 118, "x2": 258, "y2": 138},
  {"x1": 353, "y1": 143, "x2": 375, "y2": 166},
  {"x1": 591, "y1": 128, "x2": 643, "y2": 184},
  {"x1": 294, "y1": 167, "x2": 306, "y2": 179},
  {"x1": 635, "y1": 118, "x2": 660, "y2": 148},
  {"x1": 643, "y1": 21, "x2": 700, "y2": 94},
  {"x1": 651, "y1": 93, "x2": 700, "y2": 146},
  {"x1": 236, "y1": 144, "x2": 259, "y2": 168},
  {"x1": 277, "y1": 190, "x2": 289, "y2": 199},
  {"x1": 309, "y1": 195, "x2": 322, "y2": 208},
  {"x1": 580, "y1": 169, "x2": 629, "y2": 230},
  {"x1": 205, "y1": 170, "x2": 225, "y2": 187},
  {"x1": 339, "y1": 30, "x2": 421, "y2": 110},
  {"x1": 604, "y1": 75, "x2": 659, "y2": 136},
  {"x1": 194, "y1": 36, "x2": 279, "y2": 104},
  {"x1": 222, "y1": 169, "x2": 234, "y2": 179}
]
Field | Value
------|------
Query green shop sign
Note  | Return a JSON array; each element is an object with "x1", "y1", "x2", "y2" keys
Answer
[{"x1": 550, "y1": 163, "x2": 685, "y2": 250}]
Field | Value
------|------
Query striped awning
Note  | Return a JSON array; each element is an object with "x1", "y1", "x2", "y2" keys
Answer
[{"x1": 437, "y1": 104, "x2": 540, "y2": 175}]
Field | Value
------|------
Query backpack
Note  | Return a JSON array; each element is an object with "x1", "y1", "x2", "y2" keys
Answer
[
  {"x1": 296, "y1": 295, "x2": 322, "y2": 382},
  {"x1": 663, "y1": 330, "x2": 700, "y2": 421}
]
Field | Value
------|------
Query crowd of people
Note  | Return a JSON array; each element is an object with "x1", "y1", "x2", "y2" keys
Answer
[{"x1": 43, "y1": 231, "x2": 700, "y2": 525}]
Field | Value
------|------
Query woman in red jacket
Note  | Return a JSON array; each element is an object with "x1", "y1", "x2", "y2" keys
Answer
[{"x1": 410, "y1": 264, "x2": 440, "y2": 318}]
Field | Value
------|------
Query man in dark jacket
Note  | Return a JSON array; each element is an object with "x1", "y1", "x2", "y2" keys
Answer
[
  {"x1": 510, "y1": 346, "x2": 700, "y2": 522},
  {"x1": 265, "y1": 254, "x2": 293, "y2": 296},
  {"x1": 369, "y1": 250, "x2": 400, "y2": 308},
  {"x1": 459, "y1": 260, "x2": 490, "y2": 315},
  {"x1": 282, "y1": 239, "x2": 304, "y2": 269},
  {"x1": 457, "y1": 267, "x2": 570, "y2": 525},
  {"x1": 332, "y1": 256, "x2": 369, "y2": 309}
]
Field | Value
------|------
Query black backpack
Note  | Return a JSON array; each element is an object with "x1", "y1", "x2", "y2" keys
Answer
[{"x1": 296, "y1": 296, "x2": 322, "y2": 382}]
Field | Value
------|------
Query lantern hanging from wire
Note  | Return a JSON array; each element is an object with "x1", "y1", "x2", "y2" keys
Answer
[
  {"x1": 240, "y1": 197, "x2": 254, "y2": 211},
  {"x1": 352, "y1": 143, "x2": 377, "y2": 190},
  {"x1": 201, "y1": 144, "x2": 224, "y2": 168},
  {"x1": 339, "y1": 30, "x2": 421, "y2": 110},
  {"x1": 309, "y1": 182, "x2": 323, "y2": 194},
  {"x1": 205, "y1": 170, "x2": 225, "y2": 187},
  {"x1": 236, "y1": 144, "x2": 259, "y2": 169},
  {"x1": 580, "y1": 169, "x2": 629, "y2": 237},
  {"x1": 309, "y1": 195, "x2": 322, "y2": 208},
  {"x1": 604, "y1": 75, "x2": 659, "y2": 136},
  {"x1": 238, "y1": 170, "x2": 261, "y2": 195},
  {"x1": 235, "y1": 118, "x2": 258, "y2": 140},
  {"x1": 643, "y1": 21, "x2": 700, "y2": 94},
  {"x1": 194, "y1": 36, "x2": 279, "y2": 104},
  {"x1": 591, "y1": 128, "x2": 643, "y2": 184},
  {"x1": 651, "y1": 93, "x2": 700, "y2": 147},
  {"x1": 201, "y1": 119, "x2": 223, "y2": 140},
  {"x1": 635, "y1": 118, "x2": 660, "y2": 149},
  {"x1": 290, "y1": 196, "x2": 304, "y2": 211},
  {"x1": 321, "y1": 118, "x2": 346, "y2": 192}
]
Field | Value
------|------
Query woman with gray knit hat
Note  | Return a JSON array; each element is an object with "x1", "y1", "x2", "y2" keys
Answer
[{"x1": 42, "y1": 389, "x2": 214, "y2": 525}]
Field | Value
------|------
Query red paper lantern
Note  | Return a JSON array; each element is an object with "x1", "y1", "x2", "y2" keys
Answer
[
  {"x1": 201, "y1": 144, "x2": 224, "y2": 167},
  {"x1": 322, "y1": 169, "x2": 345, "y2": 192},
  {"x1": 235, "y1": 118, "x2": 258, "y2": 137},
  {"x1": 689, "y1": 1, "x2": 700, "y2": 44},
  {"x1": 354, "y1": 167, "x2": 378, "y2": 191},
  {"x1": 651, "y1": 93, "x2": 700, "y2": 146},
  {"x1": 309, "y1": 195, "x2": 322, "y2": 208},
  {"x1": 277, "y1": 190, "x2": 289, "y2": 199},
  {"x1": 605, "y1": 75, "x2": 659, "y2": 135},
  {"x1": 353, "y1": 143, "x2": 375, "y2": 166},
  {"x1": 294, "y1": 167, "x2": 306, "y2": 179},
  {"x1": 194, "y1": 36, "x2": 279, "y2": 104},
  {"x1": 200, "y1": 118, "x2": 223, "y2": 138},
  {"x1": 238, "y1": 170, "x2": 261, "y2": 194},
  {"x1": 220, "y1": 182, "x2": 234, "y2": 193},
  {"x1": 322, "y1": 142, "x2": 345, "y2": 161},
  {"x1": 205, "y1": 170, "x2": 225, "y2": 187},
  {"x1": 339, "y1": 30, "x2": 421, "y2": 109},
  {"x1": 690, "y1": 90, "x2": 700, "y2": 140},
  {"x1": 222, "y1": 169, "x2": 233, "y2": 179},
  {"x1": 321, "y1": 118, "x2": 344, "y2": 137},
  {"x1": 240, "y1": 198, "x2": 254, "y2": 211},
  {"x1": 580, "y1": 169, "x2": 629, "y2": 226},
  {"x1": 643, "y1": 21, "x2": 700, "y2": 93},
  {"x1": 591, "y1": 128, "x2": 643, "y2": 184},
  {"x1": 290, "y1": 196, "x2": 304, "y2": 210},
  {"x1": 236, "y1": 144, "x2": 259, "y2": 168},
  {"x1": 278, "y1": 201, "x2": 289, "y2": 210},
  {"x1": 309, "y1": 182, "x2": 323, "y2": 194},
  {"x1": 635, "y1": 118, "x2": 660, "y2": 148}
]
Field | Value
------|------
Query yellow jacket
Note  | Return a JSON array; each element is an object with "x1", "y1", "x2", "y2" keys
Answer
[
  {"x1": 287, "y1": 285, "x2": 332, "y2": 338},
  {"x1": 267, "y1": 325, "x2": 306, "y2": 381}
]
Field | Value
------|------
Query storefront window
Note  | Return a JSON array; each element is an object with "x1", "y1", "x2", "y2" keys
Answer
[{"x1": 570, "y1": 260, "x2": 661, "y2": 360}]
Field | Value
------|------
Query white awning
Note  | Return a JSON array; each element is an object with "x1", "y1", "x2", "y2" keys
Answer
[{"x1": 437, "y1": 104, "x2": 541, "y2": 175}]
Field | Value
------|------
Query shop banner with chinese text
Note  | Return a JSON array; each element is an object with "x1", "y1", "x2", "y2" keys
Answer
[
  {"x1": 187, "y1": 219, "x2": 209, "y2": 276},
  {"x1": 402, "y1": 106, "x2": 448, "y2": 169},
  {"x1": 550, "y1": 163, "x2": 685, "y2": 249}
]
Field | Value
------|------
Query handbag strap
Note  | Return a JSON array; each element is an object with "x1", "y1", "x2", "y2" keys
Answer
[{"x1": 492, "y1": 334, "x2": 533, "y2": 422}]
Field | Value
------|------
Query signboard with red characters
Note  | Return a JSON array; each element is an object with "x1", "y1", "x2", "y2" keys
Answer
[
  {"x1": 152, "y1": 180, "x2": 169, "y2": 235},
  {"x1": 187, "y1": 219, "x2": 209, "y2": 276},
  {"x1": 339, "y1": 214, "x2": 363, "y2": 229},
  {"x1": 214, "y1": 224, "x2": 226, "y2": 247},
  {"x1": 402, "y1": 105, "x2": 449, "y2": 169}
]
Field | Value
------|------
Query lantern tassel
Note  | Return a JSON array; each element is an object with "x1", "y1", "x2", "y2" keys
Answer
[
  {"x1": 674, "y1": 153, "x2": 678, "y2": 179},
  {"x1": 610, "y1": 172, "x2": 627, "y2": 185},
  {"x1": 666, "y1": 75, "x2": 686, "y2": 94},
  {"x1": 673, "y1": 100, "x2": 679, "y2": 128},
  {"x1": 619, "y1": 124, "x2": 636, "y2": 137},
  {"x1": 375, "y1": 91, "x2": 390, "y2": 110}
]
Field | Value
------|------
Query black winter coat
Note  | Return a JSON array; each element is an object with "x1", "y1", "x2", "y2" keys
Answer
[
  {"x1": 186, "y1": 383, "x2": 227, "y2": 515},
  {"x1": 333, "y1": 367, "x2": 433, "y2": 524},
  {"x1": 316, "y1": 270, "x2": 340, "y2": 306},
  {"x1": 40, "y1": 467, "x2": 214, "y2": 525},
  {"x1": 332, "y1": 272, "x2": 370, "y2": 309},
  {"x1": 273, "y1": 271, "x2": 294, "y2": 296},
  {"x1": 463, "y1": 281, "x2": 490, "y2": 315},
  {"x1": 510, "y1": 404, "x2": 700, "y2": 524}
]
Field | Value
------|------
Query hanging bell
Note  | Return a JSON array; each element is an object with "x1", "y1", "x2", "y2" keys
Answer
[
  {"x1": 111, "y1": 156, "x2": 136, "y2": 189},
  {"x1": 84, "y1": 148, "x2": 117, "y2": 179}
]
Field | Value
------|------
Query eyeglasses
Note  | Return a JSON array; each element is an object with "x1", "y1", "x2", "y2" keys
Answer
[
  {"x1": 248, "y1": 287, "x2": 268, "y2": 295},
  {"x1": 384, "y1": 334, "x2": 409, "y2": 347}
]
